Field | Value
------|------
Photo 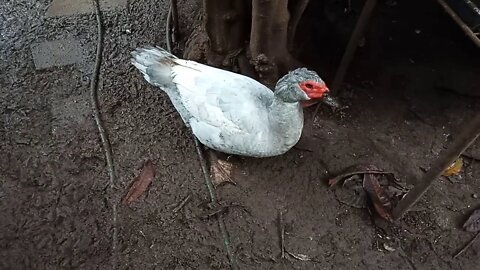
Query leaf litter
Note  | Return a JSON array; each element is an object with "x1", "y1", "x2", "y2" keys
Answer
[
  {"x1": 122, "y1": 160, "x2": 156, "y2": 205},
  {"x1": 329, "y1": 164, "x2": 408, "y2": 222}
]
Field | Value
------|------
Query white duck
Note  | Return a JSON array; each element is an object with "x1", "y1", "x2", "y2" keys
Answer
[{"x1": 131, "y1": 47, "x2": 338, "y2": 158}]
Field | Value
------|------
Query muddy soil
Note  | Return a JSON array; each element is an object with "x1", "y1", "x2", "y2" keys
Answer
[{"x1": 1, "y1": 0, "x2": 479, "y2": 269}]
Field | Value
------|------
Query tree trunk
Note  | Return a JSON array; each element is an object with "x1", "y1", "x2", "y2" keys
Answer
[
  {"x1": 183, "y1": 0, "x2": 249, "y2": 69},
  {"x1": 250, "y1": 0, "x2": 300, "y2": 87},
  {"x1": 204, "y1": 0, "x2": 248, "y2": 55},
  {"x1": 185, "y1": 0, "x2": 309, "y2": 85}
]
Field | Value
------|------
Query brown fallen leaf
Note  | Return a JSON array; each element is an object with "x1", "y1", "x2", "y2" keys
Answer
[
  {"x1": 363, "y1": 173, "x2": 394, "y2": 222},
  {"x1": 463, "y1": 208, "x2": 480, "y2": 232},
  {"x1": 328, "y1": 164, "x2": 406, "y2": 222},
  {"x1": 122, "y1": 160, "x2": 155, "y2": 205}
]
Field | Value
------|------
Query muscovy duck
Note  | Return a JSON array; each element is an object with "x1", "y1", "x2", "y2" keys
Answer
[{"x1": 131, "y1": 47, "x2": 338, "y2": 158}]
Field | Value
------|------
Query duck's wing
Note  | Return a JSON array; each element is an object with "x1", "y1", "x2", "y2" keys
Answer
[{"x1": 171, "y1": 59, "x2": 273, "y2": 136}]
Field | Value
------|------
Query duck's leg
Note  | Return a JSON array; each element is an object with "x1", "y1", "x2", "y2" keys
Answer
[{"x1": 207, "y1": 150, "x2": 236, "y2": 187}]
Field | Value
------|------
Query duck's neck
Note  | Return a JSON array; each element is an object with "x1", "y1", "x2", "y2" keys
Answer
[{"x1": 268, "y1": 97, "x2": 304, "y2": 147}]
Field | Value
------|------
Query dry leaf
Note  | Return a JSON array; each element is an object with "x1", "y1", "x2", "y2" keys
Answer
[
  {"x1": 443, "y1": 158, "x2": 463, "y2": 176},
  {"x1": 463, "y1": 209, "x2": 480, "y2": 232},
  {"x1": 211, "y1": 159, "x2": 234, "y2": 186},
  {"x1": 328, "y1": 164, "x2": 392, "y2": 187},
  {"x1": 328, "y1": 164, "x2": 406, "y2": 222},
  {"x1": 363, "y1": 174, "x2": 394, "y2": 222},
  {"x1": 122, "y1": 160, "x2": 155, "y2": 205}
]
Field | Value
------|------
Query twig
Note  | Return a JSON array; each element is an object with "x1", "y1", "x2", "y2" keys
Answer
[
  {"x1": 166, "y1": 0, "x2": 179, "y2": 52},
  {"x1": 172, "y1": 194, "x2": 191, "y2": 213},
  {"x1": 192, "y1": 137, "x2": 237, "y2": 269},
  {"x1": 193, "y1": 137, "x2": 217, "y2": 202},
  {"x1": 171, "y1": 0, "x2": 179, "y2": 43},
  {"x1": 453, "y1": 232, "x2": 480, "y2": 259},
  {"x1": 166, "y1": 4, "x2": 173, "y2": 53},
  {"x1": 277, "y1": 209, "x2": 315, "y2": 262},
  {"x1": 278, "y1": 210, "x2": 286, "y2": 259},
  {"x1": 91, "y1": 0, "x2": 117, "y2": 268},
  {"x1": 165, "y1": 7, "x2": 237, "y2": 269},
  {"x1": 333, "y1": 170, "x2": 394, "y2": 177}
]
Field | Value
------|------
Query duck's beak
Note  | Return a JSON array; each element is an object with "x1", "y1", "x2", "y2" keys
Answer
[{"x1": 321, "y1": 93, "x2": 340, "y2": 108}]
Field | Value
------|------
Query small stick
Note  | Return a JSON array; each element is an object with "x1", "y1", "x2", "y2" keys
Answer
[
  {"x1": 172, "y1": 194, "x2": 191, "y2": 213},
  {"x1": 393, "y1": 114, "x2": 480, "y2": 220},
  {"x1": 91, "y1": 0, "x2": 118, "y2": 268},
  {"x1": 278, "y1": 210, "x2": 286, "y2": 259},
  {"x1": 166, "y1": 4, "x2": 173, "y2": 52},
  {"x1": 170, "y1": 0, "x2": 179, "y2": 42},
  {"x1": 453, "y1": 232, "x2": 480, "y2": 259},
  {"x1": 165, "y1": 12, "x2": 236, "y2": 268},
  {"x1": 193, "y1": 137, "x2": 217, "y2": 203},
  {"x1": 165, "y1": 0, "x2": 179, "y2": 52}
]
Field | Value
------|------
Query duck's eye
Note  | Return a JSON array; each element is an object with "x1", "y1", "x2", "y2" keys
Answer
[{"x1": 305, "y1": 83, "x2": 313, "y2": 89}]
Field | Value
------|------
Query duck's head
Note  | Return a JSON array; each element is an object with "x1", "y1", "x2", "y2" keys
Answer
[{"x1": 274, "y1": 68, "x2": 339, "y2": 108}]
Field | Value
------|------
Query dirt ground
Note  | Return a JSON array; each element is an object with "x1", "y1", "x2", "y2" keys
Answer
[{"x1": 1, "y1": 0, "x2": 479, "y2": 269}]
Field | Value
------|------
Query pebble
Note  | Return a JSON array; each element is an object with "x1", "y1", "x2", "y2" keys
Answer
[{"x1": 473, "y1": 194, "x2": 478, "y2": 199}]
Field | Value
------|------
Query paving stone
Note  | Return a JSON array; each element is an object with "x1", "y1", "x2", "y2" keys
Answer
[
  {"x1": 51, "y1": 93, "x2": 91, "y2": 136},
  {"x1": 30, "y1": 38, "x2": 85, "y2": 70},
  {"x1": 46, "y1": 0, "x2": 127, "y2": 17}
]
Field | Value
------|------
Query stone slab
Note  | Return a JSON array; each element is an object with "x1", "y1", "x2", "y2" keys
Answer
[
  {"x1": 51, "y1": 93, "x2": 91, "y2": 136},
  {"x1": 46, "y1": 0, "x2": 127, "y2": 17},
  {"x1": 30, "y1": 38, "x2": 85, "y2": 70}
]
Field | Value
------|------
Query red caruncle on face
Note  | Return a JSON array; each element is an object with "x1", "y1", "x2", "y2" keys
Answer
[{"x1": 299, "y1": 80, "x2": 329, "y2": 99}]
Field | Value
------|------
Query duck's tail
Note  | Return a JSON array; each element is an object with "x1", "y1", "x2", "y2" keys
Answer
[{"x1": 131, "y1": 46, "x2": 178, "y2": 88}]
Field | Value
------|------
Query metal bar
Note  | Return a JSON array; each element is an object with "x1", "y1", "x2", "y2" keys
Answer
[
  {"x1": 393, "y1": 113, "x2": 480, "y2": 220},
  {"x1": 436, "y1": 0, "x2": 480, "y2": 48}
]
